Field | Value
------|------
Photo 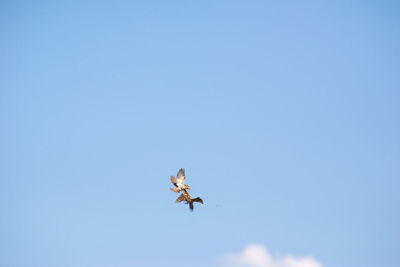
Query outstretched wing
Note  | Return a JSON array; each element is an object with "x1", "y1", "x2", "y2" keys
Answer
[
  {"x1": 170, "y1": 176, "x2": 177, "y2": 186},
  {"x1": 192, "y1": 197, "x2": 203, "y2": 204},
  {"x1": 175, "y1": 193, "x2": 186, "y2": 203},
  {"x1": 175, "y1": 168, "x2": 185, "y2": 187}
]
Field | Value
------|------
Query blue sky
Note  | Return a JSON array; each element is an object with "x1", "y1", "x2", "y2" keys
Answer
[{"x1": 1, "y1": 1, "x2": 399, "y2": 267}]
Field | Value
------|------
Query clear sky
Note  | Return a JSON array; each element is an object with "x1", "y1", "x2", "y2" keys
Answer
[{"x1": 1, "y1": 1, "x2": 399, "y2": 267}]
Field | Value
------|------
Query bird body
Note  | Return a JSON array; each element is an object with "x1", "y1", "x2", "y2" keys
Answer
[
  {"x1": 175, "y1": 190, "x2": 203, "y2": 211},
  {"x1": 170, "y1": 168, "x2": 191, "y2": 193}
]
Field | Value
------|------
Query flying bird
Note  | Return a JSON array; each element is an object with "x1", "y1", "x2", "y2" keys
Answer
[
  {"x1": 175, "y1": 190, "x2": 203, "y2": 211},
  {"x1": 170, "y1": 168, "x2": 191, "y2": 193}
]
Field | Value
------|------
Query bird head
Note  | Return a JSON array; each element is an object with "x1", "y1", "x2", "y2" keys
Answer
[{"x1": 185, "y1": 185, "x2": 191, "y2": 190}]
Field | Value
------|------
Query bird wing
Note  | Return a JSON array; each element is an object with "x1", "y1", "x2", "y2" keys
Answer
[
  {"x1": 170, "y1": 176, "x2": 177, "y2": 186},
  {"x1": 175, "y1": 168, "x2": 185, "y2": 186},
  {"x1": 192, "y1": 197, "x2": 203, "y2": 204},
  {"x1": 175, "y1": 193, "x2": 186, "y2": 203}
]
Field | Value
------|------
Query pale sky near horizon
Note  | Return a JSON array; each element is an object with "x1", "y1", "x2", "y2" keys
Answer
[{"x1": 1, "y1": 1, "x2": 399, "y2": 267}]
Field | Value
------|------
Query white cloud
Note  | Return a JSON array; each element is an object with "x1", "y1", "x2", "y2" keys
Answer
[{"x1": 220, "y1": 244, "x2": 322, "y2": 267}]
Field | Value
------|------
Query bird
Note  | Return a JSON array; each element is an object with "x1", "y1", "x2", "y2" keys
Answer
[
  {"x1": 175, "y1": 189, "x2": 203, "y2": 211},
  {"x1": 170, "y1": 168, "x2": 191, "y2": 193}
]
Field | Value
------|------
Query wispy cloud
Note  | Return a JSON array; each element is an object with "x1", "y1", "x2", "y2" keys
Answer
[{"x1": 220, "y1": 244, "x2": 322, "y2": 267}]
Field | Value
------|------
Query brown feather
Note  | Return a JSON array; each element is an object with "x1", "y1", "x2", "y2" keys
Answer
[
  {"x1": 170, "y1": 176, "x2": 177, "y2": 186},
  {"x1": 192, "y1": 197, "x2": 203, "y2": 204},
  {"x1": 175, "y1": 193, "x2": 186, "y2": 203}
]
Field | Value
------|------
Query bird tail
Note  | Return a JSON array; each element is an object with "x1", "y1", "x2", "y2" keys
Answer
[{"x1": 170, "y1": 187, "x2": 181, "y2": 193}]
